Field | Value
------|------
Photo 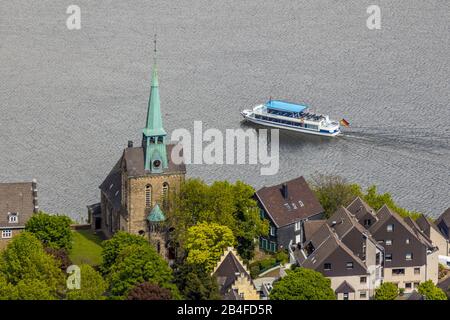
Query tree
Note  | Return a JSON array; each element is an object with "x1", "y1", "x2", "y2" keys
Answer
[
  {"x1": 310, "y1": 173, "x2": 362, "y2": 218},
  {"x1": 363, "y1": 185, "x2": 421, "y2": 219},
  {"x1": 106, "y1": 243, "x2": 178, "y2": 298},
  {"x1": 127, "y1": 282, "x2": 172, "y2": 300},
  {"x1": 25, "y1": 212, "x2": 73, "y2": 250},
  {"x1": 185, "y1": 222, "x2": 235, "y2": 272},
  {"x1": 66, "y1": 264, "x2": 107, "y2": 300},
  {"x1": 0, "y1": 274, "x2": 18, "y2": 300},
  {"x1": 418, "y1": 280, "x2": 447, "y2": 300},
  {"x1": 100, "y1": 231, "x2": 148, "y2": 275},
  {"x1": 170, "y1": 179, "x2": 268, "y2": 260},
  {"x1": 45, "y1": 247, "x2": 72, "y2": 271},
  {"x1": 173, "y1": 263, "x2": 220, "y2": 300},
  {"x1": 374, "y1": 282, "x2": 399, "y2": 300},
  {"x1": 0, "y1": 232, "x2": 64, "y2": 297},
  {"x1": 15, "y1": 279, "x2": 56, "y2": 300},
  {"x1": 270, "y1": 268, "x2": 335, "y2": 300}
]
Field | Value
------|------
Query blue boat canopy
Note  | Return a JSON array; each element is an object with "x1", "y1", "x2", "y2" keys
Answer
[{"x1": 265, "y1": 100, "x2": 308, "y2": 113}]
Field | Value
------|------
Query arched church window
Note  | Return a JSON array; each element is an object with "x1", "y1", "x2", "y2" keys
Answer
[
  {"x1": 145, "y1": 184, "x2": 152, "y2": 208},
  {"x1": 162, "y1": 182, "x2": 169, "y2": 209}
]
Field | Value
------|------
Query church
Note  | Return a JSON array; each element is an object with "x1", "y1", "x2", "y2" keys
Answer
[{"x1": 89, "y1": 54, "x2": 186, "y2": 261}]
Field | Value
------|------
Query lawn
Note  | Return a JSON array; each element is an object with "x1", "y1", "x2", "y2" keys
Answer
[{"x1": 70, "y1": 229, "x2": 103, "y2": 266}]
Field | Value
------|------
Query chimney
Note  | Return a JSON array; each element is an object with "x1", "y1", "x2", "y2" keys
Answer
[
  {"x1": 32, "y1": 179, "x2": 39, "y2": 213},
  {"x1": 331, "y1": 221, "x2": 337, "y2": 227},
  {"x1": 281, "y1": 183, "x2": 288, "y2": 199},
  {"x1": 128, "y1": 140, "x2": 133, "y2": 148}
]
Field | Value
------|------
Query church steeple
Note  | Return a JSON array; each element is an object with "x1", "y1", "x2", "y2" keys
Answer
[{"x1": 142, "y1": 35, "x2": 168, "y2": 173}]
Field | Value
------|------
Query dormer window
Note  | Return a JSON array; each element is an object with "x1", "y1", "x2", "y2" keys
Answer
[
  {"x1": 8, "y1": 213, "x2": 18, "y2": 224},
  {"x1": 387, "y1": 224, "x2": 394, "y2": 232}
]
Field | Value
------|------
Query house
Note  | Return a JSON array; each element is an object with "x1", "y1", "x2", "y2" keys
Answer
[
  {"x1": 347, "y1": 200, "x2": 439, "y2": 292},
  {"x1": 212, "y1": 247, "x2": 260, "y2": 300},
  {"x1": 255, "y1": 176, "x2": 324, "y2": 252},
  {"x1": 0, "y1": 180, "x2": 39, "y2": 249},
  {"x1": 414, "y1": 214, "x2": 449, "y2": 264},
  {"x1": 434, "y1": 208, "x2": 450, "y2": 268},
  {"x1": 293, "y1": 206, "x2": 383, "y2": 300},
  {"x1": 89, "y1": 57, "x2": 186, "y2": 261}
]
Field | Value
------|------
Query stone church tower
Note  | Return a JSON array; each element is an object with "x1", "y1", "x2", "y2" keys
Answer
[{"x1": 92, "y1": 52, "x2": 186, "y2": 261}]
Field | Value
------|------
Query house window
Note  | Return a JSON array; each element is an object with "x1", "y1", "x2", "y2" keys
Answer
[
  {"x1": 343, "y1": 293, "x2": 349, "y2": 300},
  {"x1": 364, "y1": 219, "x2": 371, "y2": 227},
  {"x1": 405, "y1": 238, "x2": 410, "y2": 244},
  {"x1": 259, "y1": 209, "x2": 264, "y2": 219},
  {"x1": 294, "y1": 221, "x2": 301, "y2": 231},
  {"x1": 324, "y1": 263, "x2": 332, "y2": 271},
  {"x1": 385, "y1": 240, "x2": 392, "y2": 246},
  {"x1": 414, "y1": 268, "x2": 420, "y2": 275},
  {"x1": 392, "y1": 268, "x2": 405, "y2": 275},
  {"x1": 260, "y1": 238, "x2": 268, "y2": 250},
  {"x1": 414, "y1": 282, "x2": 420, "y2": 289},
  {"x1": 145, "y1": 184, "x2": 152, "y2": 208},
  {"x1": 405, "y1": 282, "x2": 412, "y2": 289},
  {"x1": 360, "y1": 291, "x2": 367, "y2": 299},
  {"x1": 269, "y1": 242, "x2": 276, "y2": 252},
  {"x1": 360, "y1": 277, "x2": 367, "y2": 284},
  {"x1": 8, "y1": 214, "x2": 18, "y2": 223},
  {"x1": 270, "y1": 226, "x2": 276, "y2": 236},
  {"x1": 385, "y1": 253, "x2": 392, "y2": 262},
  {"x1": 405, "y1": 253, "x2": 413, "y2": 261},
  {"x1": 162, "y1": 182, "x2": 169, "y2": 209},
  {"x1": 387, "y1": 224, "x2": 394, "y2": 232},
  {"x1": 346, "y1": 262, "x2": 354, "y2": 269},
  {"x1": 1, "y1": 230, "x2": 12, "y2": 239}
]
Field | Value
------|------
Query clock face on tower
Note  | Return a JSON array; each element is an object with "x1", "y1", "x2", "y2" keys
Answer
[{"x1": 153, "y1": 160, "x2": 161, "y2": 168}]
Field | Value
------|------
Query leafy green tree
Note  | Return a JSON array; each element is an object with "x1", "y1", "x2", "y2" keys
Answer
[
  {"x1": 310, "y1": 173, "x2": 362, "y2": 218},
  {"x1": 0, "y1": 232, "x2": 64, "y2": 297},
  {"x1": 127, "y1": 282, "x2": 172, "y2": 300},
  {"x1": 363, "y1": 186, "x2": 421, "y2": 219},
  {"x1": 106, "y1": 243, "x2": 178, "y2": 298},
  {"x1": 173, "y1": 263, "x2": 221, "y2": 300},
  {"x1": 0, "y1": 274, "x2": 18, "y2": 300},
  {"x1": 270, "y1": 268, "x2": 335, "y2": 300},
  {"x1": 418, "y1": 280, "x2": 447, "y2": 300},
  {"x1": 374, "y1": 282, "x2": 399, "y2": 300},
  {"x1": 170, "y1": 179, "x2": 268, "y2": 260},
  {"x1": 25, "y1": 212, "x2": 73, "y2": 250},
  {"x1": 66, "y1": 264, "x2": 107, "y2": 300},
  {"x1": 100, "y1": 231, "x2": 148, "y2": 275},
  {"x1": 185, "y1": 222, "x2": 235, "y2": 272},
  {"x1": 15, "y1": 279, "x2": 56, "y2": 300}
]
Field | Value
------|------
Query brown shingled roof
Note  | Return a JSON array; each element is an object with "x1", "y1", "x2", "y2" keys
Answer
[
  {"x1": 0, "y1": 182, "x2": 37, "y2": 228},
  {"x1": 255, "y1": 176, "x2": 324, "y2": 227},
  {"x1": 303, "y1": 220, "x2": 326, "y2": 242}
]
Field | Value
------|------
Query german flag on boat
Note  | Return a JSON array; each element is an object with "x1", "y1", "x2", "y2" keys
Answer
[{"x1": 340, "y1": 118, "x2": 350, "y2": 127}]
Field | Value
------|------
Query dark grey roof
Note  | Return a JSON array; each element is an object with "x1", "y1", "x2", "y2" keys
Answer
[
  {"x1": 404, "y1": 216, "x2": 434, "y2": 249},
  {"x1": 347, "y1": 197, "x2": 376, "y2": 221},
  {"x1": 335, "y1": 280, "x2": 355, "y2": 293},
  {"x1": 436, "y1": 208, "x2": 450, "y2": 228},
  {"x1": 415, "y1": 215, "x2": 434, "y2": 237},
  {"x1": 213, "y1": 251, "x2": 252, "y2": 297},
  {"x1": 298, "y1": 224, "x2": 368, "y2": 273},
  {"x1": 371, "y1": 205, "x2": 435, "y2": 250},
  {"x1": 303, "y1": 220, "x2": 326, "y2": 242},
  {"x1": 99, "y1": 159, "x2": 122, "y2": 210},
  {"x1": 0, "y1": 182, "x2": 37, "y2": 228},
  {"x1": 256, "y1": 176, "x2": 324, "y2": 227}
]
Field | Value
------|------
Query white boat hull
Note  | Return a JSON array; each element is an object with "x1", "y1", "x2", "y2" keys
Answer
[{"x1": 241, "y1": 112, "x2": 341, "y2": 137}]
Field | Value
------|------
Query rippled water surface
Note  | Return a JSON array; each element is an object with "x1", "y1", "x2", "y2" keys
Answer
[{"x1": 1, "y1": 1, "x2": 449, "y2": 220}]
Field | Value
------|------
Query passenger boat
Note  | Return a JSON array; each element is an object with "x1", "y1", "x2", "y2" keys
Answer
[{"x1": 241, "y1": 99, "x2": 342, "y2": 137}]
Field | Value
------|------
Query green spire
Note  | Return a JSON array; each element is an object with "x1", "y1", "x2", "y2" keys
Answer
[
  {"x1": 142, "y1": 35, "x2": 168, "y2": 173},
  {"x1": 147, "y1": 204, "x2": 166, "y2": 222},
  {"x1": 143, "y1": 63, "x2": 166, "y2": 137}
]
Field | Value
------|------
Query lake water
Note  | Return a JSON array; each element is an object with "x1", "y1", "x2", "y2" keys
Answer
[{"x1": 1, "y1": 0, "x2": 449, "y2": 221}]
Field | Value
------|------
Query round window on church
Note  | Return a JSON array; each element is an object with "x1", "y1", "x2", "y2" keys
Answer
[{"x1": 153, "y1": 160, "x2": 161, "y2": 168}]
